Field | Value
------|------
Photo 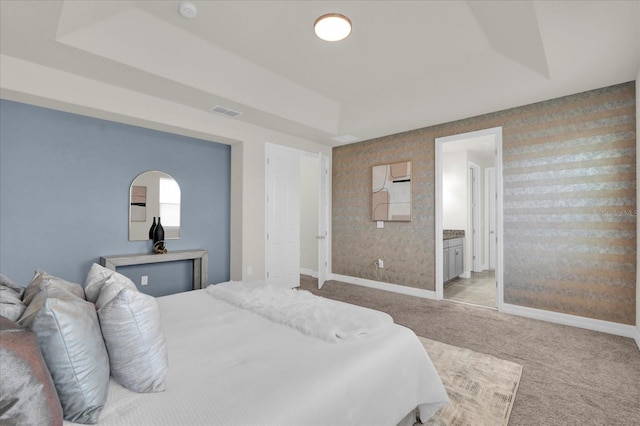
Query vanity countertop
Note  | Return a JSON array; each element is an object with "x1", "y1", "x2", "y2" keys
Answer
[{"x1": 443, "y1": 229, "x2": 465, "y2": 240}]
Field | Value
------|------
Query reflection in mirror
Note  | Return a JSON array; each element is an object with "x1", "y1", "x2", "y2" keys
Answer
[{"x1": 129, "y1": 171, "x2": 181, "y2": 241}]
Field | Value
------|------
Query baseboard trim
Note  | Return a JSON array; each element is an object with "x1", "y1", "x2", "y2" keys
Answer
[
  {"x1": 328, "y1": 274, "x2": 639, "y2": 345},
  {"x1": 300, "y1": 268, "x2": 318, "y2": 278},
  {"x1": 329, "y1": 274, "x2": 436, "y2": 300},
  {"x1": 501, "y1": 303, "x2": 638, "y2": 340}
]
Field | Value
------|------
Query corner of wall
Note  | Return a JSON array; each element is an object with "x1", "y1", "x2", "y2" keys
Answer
[
  {"x1": 230, "y1": 141, "x2": 244, "y2": 281},
  {"x1": 636, "y1": 74, "x2": 639, "y2": 346}
]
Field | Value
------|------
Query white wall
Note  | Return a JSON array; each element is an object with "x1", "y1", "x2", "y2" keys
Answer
[
  {"x1": 442, "y1": 151, "x2": 468, "y2": 230},
  {"x1": 300, "y1": 156, "x2": 320, "y2": 272},
  {"x1": 0, "y1": 55, "x2": 332, "y2": 283}
]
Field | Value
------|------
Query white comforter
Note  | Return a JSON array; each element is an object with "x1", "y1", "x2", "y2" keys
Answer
[{"x1": 66, "y1": 287, "x2": 448, "y2": 425}]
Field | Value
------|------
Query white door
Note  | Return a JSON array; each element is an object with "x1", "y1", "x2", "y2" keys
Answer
[
  {"x1": 266, "y1": 144, "x2": 301, "y2": 288},
  {"x1": 469, "y1": 162, "x2": 481, "y2": 273},
  {"x1": 485, "y1": 167, "x2": 497, "y2": 270},
  {"x1": 317, "y1": 154, "x2": 329, "y2": 289}
]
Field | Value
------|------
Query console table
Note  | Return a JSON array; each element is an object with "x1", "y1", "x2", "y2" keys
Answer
[{"x1": 100, "y1": 249, "x2": 208, "y2": 290}]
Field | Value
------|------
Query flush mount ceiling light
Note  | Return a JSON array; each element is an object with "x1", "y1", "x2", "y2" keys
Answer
[{"x1": 314, "y1": 13, "x2": 352, "y2": 42}]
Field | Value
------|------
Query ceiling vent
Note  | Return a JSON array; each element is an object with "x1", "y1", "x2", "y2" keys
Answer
[{"x1": 209, "y1": 105, "x2": 243, "y2": 118}]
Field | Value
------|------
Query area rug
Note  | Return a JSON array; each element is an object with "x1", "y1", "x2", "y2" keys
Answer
[{"x1": 419, "y1": 337, "x2": 523, "y2": 426}]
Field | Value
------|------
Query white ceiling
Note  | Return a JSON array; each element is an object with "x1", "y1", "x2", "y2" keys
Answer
[{"x1": 1, "y1": 0, "x2": 638, "y2": 147}]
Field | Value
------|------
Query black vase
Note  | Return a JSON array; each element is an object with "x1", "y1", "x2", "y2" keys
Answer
[
  {"x1": 148, "y1": 217, "x2": 157, "y2": 240},
  {"x1": 153, "y1": 217, "x2": 165, "y2": 251}
]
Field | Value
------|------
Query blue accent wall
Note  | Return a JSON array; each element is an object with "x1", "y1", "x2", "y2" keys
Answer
[{"x1": 0, "y1": 100, "x2": 231, "y2": 296}]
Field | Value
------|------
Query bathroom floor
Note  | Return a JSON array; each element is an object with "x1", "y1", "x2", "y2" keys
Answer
[{"x1": 444, "y1": 270, "x2": 496, "y2": 308}]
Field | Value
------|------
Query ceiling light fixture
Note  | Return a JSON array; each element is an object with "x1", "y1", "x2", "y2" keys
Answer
[
  {"x1": 179, "y1": 2, "x2": 197, "y2": 19},
  {"x1": 314, "y1": 13, "x2": 352, "y2": 42}
]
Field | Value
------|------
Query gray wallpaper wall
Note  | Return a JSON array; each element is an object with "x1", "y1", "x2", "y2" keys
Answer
[
  {"x1": 0, "y1": 100, "x2": 231, "y2": 297},
  {"x1": 333, "y1": 82, "x2": 636, "y2": 325}
]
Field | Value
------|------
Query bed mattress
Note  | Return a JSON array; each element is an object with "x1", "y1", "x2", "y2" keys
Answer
[{"x1": 65, "y1": 288, "x2": 448, "y2": 425}]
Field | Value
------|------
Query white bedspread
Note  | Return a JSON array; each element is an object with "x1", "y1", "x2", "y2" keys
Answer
[
  {"x1": 206, "y1": 281, "x2": 394, "y2": 342},
  {"x1": 65, "y1": 289, "x2": 448, "y2": 426}
]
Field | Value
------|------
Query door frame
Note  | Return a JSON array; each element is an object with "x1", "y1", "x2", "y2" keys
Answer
[{"x1": 435, "y1": 127, "x2": 504, "y2": 310}]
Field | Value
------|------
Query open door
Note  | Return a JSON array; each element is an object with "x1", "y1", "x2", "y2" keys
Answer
[
  {"x1": 317, "y1": 153, "x2": 329, "y2": 288},
  {"x1": 469, "y1": 162, "x2": 481, "y2": 273},
  {"x1": 266, "y1": 144, "x2": 301, "y2": 288},
  {"x1": 485, "y1": 167, "x2": 497, "y2": 270}
]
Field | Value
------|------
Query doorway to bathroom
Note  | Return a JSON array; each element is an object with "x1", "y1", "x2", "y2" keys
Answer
[{"x1": 435, "y1": 127, "x2": 503, "y2": 309}]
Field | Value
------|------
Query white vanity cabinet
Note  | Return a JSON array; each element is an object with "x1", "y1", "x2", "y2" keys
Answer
[{"x1": 443, "y1": 238, "x2": 464, "y2": 282}]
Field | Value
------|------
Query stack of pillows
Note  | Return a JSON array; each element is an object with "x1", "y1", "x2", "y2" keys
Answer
[{"x1": 0, "y1": 264, "x2": 168, "y2": 425}]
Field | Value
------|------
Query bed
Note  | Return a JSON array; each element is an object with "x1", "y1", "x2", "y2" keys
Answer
[{"x1": 1, "y1": 270, "x2": 448, "y2": 426}]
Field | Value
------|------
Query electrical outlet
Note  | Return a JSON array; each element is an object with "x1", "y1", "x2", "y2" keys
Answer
[
  {"x1": 247, "y1": 266, "x2": 253, "y2": 276},
  {"x1": 377, "y1": 259, "x2": 384, "y2": 268},
  {"x1": 141, "y1": 276, "x2": 148, "y2": 286}
]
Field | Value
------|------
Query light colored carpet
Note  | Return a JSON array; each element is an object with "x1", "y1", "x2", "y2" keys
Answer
[{"x1": 419, "y1": 336, "x2": 523, "y2": 426}]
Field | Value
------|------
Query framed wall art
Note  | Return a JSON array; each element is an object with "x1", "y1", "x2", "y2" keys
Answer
[{"x1": 372, "y1": 160, "x2": 412, "y2": 221}]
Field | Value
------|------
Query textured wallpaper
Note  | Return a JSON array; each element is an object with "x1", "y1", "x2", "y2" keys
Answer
[{"x1": 332, "y1": 82, "x2": 636, "y2": 325}]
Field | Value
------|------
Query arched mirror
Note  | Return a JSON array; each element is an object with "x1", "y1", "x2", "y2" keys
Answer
[{"x1": 129, "y1": 171, "x2": 181, "y2": 241}]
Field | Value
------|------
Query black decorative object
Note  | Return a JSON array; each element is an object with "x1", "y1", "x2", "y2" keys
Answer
[
  {"x1": 148, "y1": 217, "x2": 157, "y2": 240},
  {"x1": 152, "y1": 217, "x2": 166, "y2": 254}
]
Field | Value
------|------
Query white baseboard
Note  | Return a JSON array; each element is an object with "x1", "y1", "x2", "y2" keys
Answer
[
  {"x1": 300, "y1": 268, "x2": 318, "y2": 278},
  {"x1": 327, "y1": 274, "x2": 639, "y2": 346},
  {"x1": 501, "y1": 303, "x2": 638, "y2": 340},
  {"x1": 329, "y1": 273, "x2": 436, "y2": 300}
]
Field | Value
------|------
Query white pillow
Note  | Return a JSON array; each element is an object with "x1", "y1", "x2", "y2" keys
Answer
[
  {"x1": 98, "y1": 288, "x2": 167, "y2": 393},
  {"x1": 84, "y1": 263, "x2": 136, "y2": 304},
  {"x1": 94, "y1": 274, "x2": 138, "y2": 310}
]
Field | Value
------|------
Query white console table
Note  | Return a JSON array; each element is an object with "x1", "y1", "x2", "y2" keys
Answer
[{"x1": 100, "y1": 249, "x2": 208, "y2": 290}]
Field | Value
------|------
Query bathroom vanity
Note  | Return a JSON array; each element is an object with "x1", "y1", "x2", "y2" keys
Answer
[{"x1": 443, "y1": 230, "x2": 464, "y2": 283}]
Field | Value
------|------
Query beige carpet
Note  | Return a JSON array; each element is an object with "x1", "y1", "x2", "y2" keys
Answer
[{"x1": 420, "y1": 337, "x2": 523, "y2": 426}]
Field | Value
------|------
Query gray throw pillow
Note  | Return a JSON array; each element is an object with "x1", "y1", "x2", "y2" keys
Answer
[
  {"x1": 98, "y1": 288, "x2": 168, "y2": 393},
  {"x1": 22, "y1": 270, "x2": 85, "y2": 306},
  {"x1": 0, "y1": 273, "x2": 25, "y2": 298},
  {"x1": 18, "y1": 286, "x2": 82, "y2": 328},
  {"x1": 24, "y1": 292, "x2": 110, "y2": 424},
  {"x1": 0, "y1": 285, "x2": 26, "y2": 321},
  {"x1": 0, "y1": 315, "x2": 63, "y2": 426},
  {"x1": 84, "y1": 263, "x2": 136, "y2": 304}
]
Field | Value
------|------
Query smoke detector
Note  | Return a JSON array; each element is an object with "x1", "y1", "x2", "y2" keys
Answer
[{"x1": 179, "y1": 2, "x2": 197, "y2": 19}]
